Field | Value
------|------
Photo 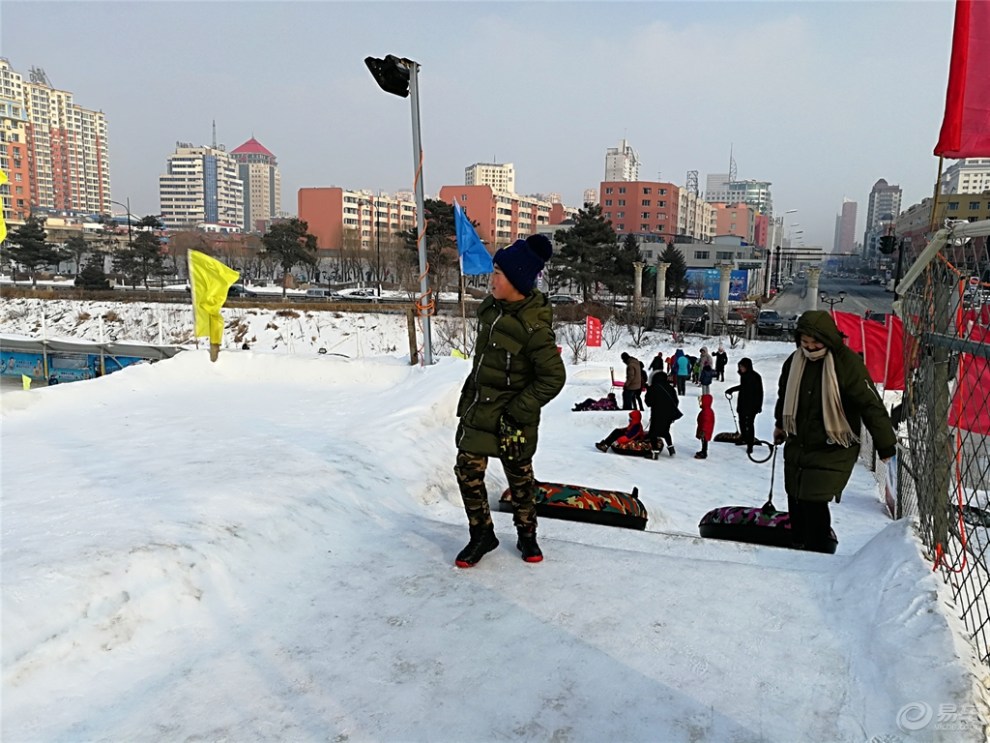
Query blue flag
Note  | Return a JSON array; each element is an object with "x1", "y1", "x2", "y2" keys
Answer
[{"x1": 453, "y1": 201, "x2": 493, "y2": 275}]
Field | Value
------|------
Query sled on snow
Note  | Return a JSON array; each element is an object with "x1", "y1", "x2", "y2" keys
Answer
[
  {"x1": 713, "y1": 431, "x2": 743, "y2": 444},
  {"x1": 698, "y1": 504, "x2": 838, "y2": 554},
  {"x1": 499, "y1": 481, "x2": 648, "y2": 530},
  {"x1": 609, "y1": 439, "x2": 654, "y2": 458}
]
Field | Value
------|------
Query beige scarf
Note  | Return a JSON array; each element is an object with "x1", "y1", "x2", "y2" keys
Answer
[{"x1": 781, "y1": 346, "x2": 858, "y2": 447}]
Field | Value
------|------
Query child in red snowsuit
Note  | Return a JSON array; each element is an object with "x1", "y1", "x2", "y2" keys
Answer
[
  {"x1": 695, "y1": 394, "x2": 715, "y2": 459},
  {"x1": 595, "y1": 410, "x2": 645, "y2": 452}
]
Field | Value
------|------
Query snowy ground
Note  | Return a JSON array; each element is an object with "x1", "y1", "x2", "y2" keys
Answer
[{"x1": 2, "y1": 298, "x2": 988, "y2": 742}]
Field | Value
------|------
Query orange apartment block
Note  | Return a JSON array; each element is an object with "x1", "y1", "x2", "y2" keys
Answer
[
  {"x1": 438, "y1": 185, "x2": 562, "y2": 250},
  {"x1": 298, "y1": 187, "x2": 416, "y2": 252},
  {"x1": 712, "y1": 202, "x2": 757, "y2": 244},
  {"x1": 599, "y1": 181, "x2": 680, "y2": 239}
]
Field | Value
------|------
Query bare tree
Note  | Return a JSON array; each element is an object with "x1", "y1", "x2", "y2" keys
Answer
[
  {"x1": 558, "y1": 322, "x2": 587, "y2": 364},
  {"x1": 602, "y1": 316, "x2": 623, "y2": 349}
]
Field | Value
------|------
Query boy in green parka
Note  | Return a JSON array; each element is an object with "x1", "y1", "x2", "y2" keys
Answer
[
  {"x1": 773, "y1": 310, "x2": 896, "y2": 551},
  {"x1": 453, "y1": 234, "x2": 566, "y2": 567}
]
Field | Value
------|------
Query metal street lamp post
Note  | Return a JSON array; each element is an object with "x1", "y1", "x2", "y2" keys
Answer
[
  {"x1": 108, "y1": 198, "x2": 132, "y2": 246},
  {"x1": 819, "y1": 290, "x2": 846, "y2": 311},
  {"x1": 365, "y1": 53, "x2": 432, "y2": 364}
]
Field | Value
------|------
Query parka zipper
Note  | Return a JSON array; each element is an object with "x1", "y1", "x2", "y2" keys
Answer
[{"x1": 456, "y1": 306, "x2": 503, "y2": 447}]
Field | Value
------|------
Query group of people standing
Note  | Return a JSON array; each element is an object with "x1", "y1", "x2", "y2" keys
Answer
[{"x1": 448, "y1": 226, "x2": 896, "y2": 565}]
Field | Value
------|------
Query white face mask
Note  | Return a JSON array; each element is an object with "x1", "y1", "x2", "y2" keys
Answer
[{"x1": 801, "y1": 345, "x2": 828, "y2": 361}]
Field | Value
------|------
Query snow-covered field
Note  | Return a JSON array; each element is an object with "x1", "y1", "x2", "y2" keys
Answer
[{"x1": 2, "y1": 297, "x2": 988, "y2": 742}]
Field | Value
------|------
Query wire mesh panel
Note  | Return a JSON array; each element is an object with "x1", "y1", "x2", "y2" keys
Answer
[{"x1": 897, "y1": 220, "x2": 990, "y2": 667}]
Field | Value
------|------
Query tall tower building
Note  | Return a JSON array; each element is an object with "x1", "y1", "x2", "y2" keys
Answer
[
  {"x1": 835, "y1": 199, "x2": 857, "y2": 254},
  {"x1": 465, "y1": 162, "x2": 515, "y2": 194},
  {"x1": 582, "y1": 188, "x2": 598, "y2": 207},
  {"x1": 0, "y1": 58, "x2": 109, "y2": 216},
  {"x1": 863, "y1": 179, "x2": 902, "y2": 257},
  {"x1": 159, "y1": 142, "x2": 244, "y2": 231},
  {"x1": 231, "y1": 137, "x2": 281, "y2": 232},
  {"x1": 0, "y1": 59, "x2": 32, "y2": 222},
  {"x1": 604, "y1": 139, "x2": 639, "y2": 181},
  {"x1": 940, "y1": 158, "x2": 990, "y2": 194}
]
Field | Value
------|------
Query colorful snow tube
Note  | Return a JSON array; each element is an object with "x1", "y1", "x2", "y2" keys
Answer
[
  {"x1": 499, "y1": 481, "x2": 648, "y2": 530},
  {"x1": 698, "y1": 505, "x2": 838, "y2": 553},
  {"x1": 610, "y1": 439, "x2": 654, "y2": 458}
]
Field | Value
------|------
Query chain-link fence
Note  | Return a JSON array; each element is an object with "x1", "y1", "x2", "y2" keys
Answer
[{"x1": 895, "y1": 219, "x2": 990, "y2": 667}]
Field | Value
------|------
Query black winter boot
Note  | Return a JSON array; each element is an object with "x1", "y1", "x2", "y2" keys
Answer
[
  {"x1": 516, "y1": 527, "x2": 543, "y2": 563},
  {"x1": 455, "y1": 524, "x2": 499, "y2": 568}
]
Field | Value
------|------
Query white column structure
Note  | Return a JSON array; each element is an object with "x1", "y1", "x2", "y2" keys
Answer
[
  {"x1": 806, "y1": 267, "x2": 823, "y2": 311},
  {"x1": 716, "y1": 263, "x2": 733, "y2": 320},
  {"x1": 633, "y1": 261, "x2": 644, "y2": 315},
  {"x1": 656, "y1": 261, "x2": 670, "y2": 322}
]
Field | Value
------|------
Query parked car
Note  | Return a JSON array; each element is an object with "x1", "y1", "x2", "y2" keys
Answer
[
  {"x1": 757, "y1": 309, "x2": 783, "y2": 335},
  {"x1": 304, "y1": 288, "x2": 341, "y2": 300},
  {"x1": 548, "y1": 294, "x2": 580, "y2": 305},
  {"x1": 679, "y1": 304, "x2": 710, "y2": 333},
  {"x1": 782, "y1": 313, "x2": 800, "y2": 332}
]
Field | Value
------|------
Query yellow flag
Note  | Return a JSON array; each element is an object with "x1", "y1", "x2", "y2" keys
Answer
[
  {"x1": 451, "y1": 349, "x2": 468, "y2": 360},
  {"x1": 188, "y1": 249, "x2": 240, "y2": 346},
  {"x1": 0, "y1": 170, "x2": 8, "y2": 245},
  {"x1": 21, "y1": 374, "x2": 31, "y2": 390}
]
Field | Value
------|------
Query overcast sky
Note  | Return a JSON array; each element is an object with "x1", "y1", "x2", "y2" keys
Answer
[{"x1": 2, "y1": 0, "x2": 958, "y2": 249}]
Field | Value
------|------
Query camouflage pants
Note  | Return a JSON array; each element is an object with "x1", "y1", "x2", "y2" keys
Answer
[{"x1": 454, "y1": 450, "x2": 537, "y2": 530}]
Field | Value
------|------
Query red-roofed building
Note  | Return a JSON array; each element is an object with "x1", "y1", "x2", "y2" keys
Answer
[{"x1": 231, "y1": 137, "x2": 281, "y2": 233}]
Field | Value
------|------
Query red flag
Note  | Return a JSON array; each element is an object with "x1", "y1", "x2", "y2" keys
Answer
[
  {"x1": 832, "y1": 311, "x2": 864, "y2": 353},
  {"x1": 586, "y1": 315, "x2": 602, "y2": 347},
  {"x1": 935, "y1": 0, "x2": 990, "y2": 157},
  {"x1": 882, "y1": 315, "x2": 905, "y2": 391},
  {"x1": 949, "y1": 325, "x2": 990, "y2": 434}
]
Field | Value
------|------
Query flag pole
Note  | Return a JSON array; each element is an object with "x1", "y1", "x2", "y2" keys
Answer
[
  {"x1": 460, "y1": 255, "x2": 467, "y2": 354},
  {"x1": 929, "y1": 156, "x2": 945, "y2": 233}
]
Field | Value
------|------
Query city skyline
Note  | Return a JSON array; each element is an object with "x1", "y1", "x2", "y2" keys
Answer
[{"x1": 2, "y1": 0, "x2": 960, "y2": 250}]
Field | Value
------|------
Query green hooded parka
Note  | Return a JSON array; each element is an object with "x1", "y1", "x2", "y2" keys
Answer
[{"x1": 455, "y1": 290, "x2": 566, "y2": 459}]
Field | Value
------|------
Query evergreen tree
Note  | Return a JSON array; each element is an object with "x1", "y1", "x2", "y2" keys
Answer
[
  {"x1": 551, "y1": 204, "x2": 618, "y2": 302},
  {"x1": 3, "y1": 216, "x2": 61, "y2": 288},
  {"x1": 65, "y1": 235, "x2": 91, "y2": 276},
  {"x1": 113, "y1": 215, "x2": 168, "y2": 289},
  {"x1": 659, "y1": 241, "x2": 688, "y2": 298},
  {"x1": 610, "y1": 233, "x2": 643, "y2": 296},
  {"x1": 74, "y1": 260, "x2": 112, "y2": 290},
  {"x1": 261, "y1": 218, "x2": 318, "y2": 297},
  {"x1": 400, "y1": 198, "x2": 460, "y2": 294}
]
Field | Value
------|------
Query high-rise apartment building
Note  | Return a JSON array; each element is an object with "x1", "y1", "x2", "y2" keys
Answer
[
  {"x1": 705, "y1": 174, "x2": 773, "y2": 216},
  {"x1": 0, "y1": 58, "x2": 109, "y2": 217},
  {"x1": 604, "y1": 139, "x2": 639, "y2": 182},
  {"x1": 465, "y1": 162, "x2": 515, "y2": 194},
  {"x1": 582, "y1": 188, "x2": 598, "y2": 207},
  {"x1": 863, "y1": 179, "x2": 902, "y2": 257},
  {"x1": 940, "y1": 158, "x2": 990, "y2": 195},
  {"x1": 231, "y1": 137, "x2": 281, "y2": 233},
  {"x1": 439, "y1": 185, "x2": 554, "y2": 248},
  {"x1": 704, "y1": 174, "x2": 730, "y2": 203},
  {"x1": 0, "y1": 60, "x2": 32, "y2": 223},
  {"x1": 834, "y1": 199, "x2": 857, "y2": 254},
  {"x1": 159, "y1": 142, "x2": 244, "y2": 232}
]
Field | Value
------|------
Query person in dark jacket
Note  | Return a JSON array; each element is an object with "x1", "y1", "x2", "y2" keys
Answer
[
  {"x1": 773, "y1": 310, "x2": 896, "y2": 552},
  {"x1": 725, "y1": 357, "x2": 764, "y2": 454},
  {"x1": 595, "y1": 410, "x2": 645, "y2": 451},
  {"x1": 454, "y1": 234, "x2": 566, "y2": 568},
  {"x1": 714, "y1": 345, "x2": 729, "y2": 382},
  {"x1": 644, "y1": 369, "x2": 682, "y2": 458}
]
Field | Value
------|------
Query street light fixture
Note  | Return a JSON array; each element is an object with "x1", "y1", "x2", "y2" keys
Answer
[
  {"x1": 819, "y1": 290, "x2": 846, "y2": 311},
  {"x1": 366, "y1": 53, "x2": 432, "y2": 364},
  {"x1": 108, "y1": 198, "x2": 133, "y2": 246}
]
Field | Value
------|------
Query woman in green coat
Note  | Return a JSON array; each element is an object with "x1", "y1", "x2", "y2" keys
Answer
[
  {"x1": 773, "y1": 310, "x2": 896, "y2": 551},
  {"x1": 453, "y1": 234, "x2": 566, "y2": 568}
]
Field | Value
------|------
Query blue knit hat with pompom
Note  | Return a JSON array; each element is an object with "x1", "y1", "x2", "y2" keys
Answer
[{"x1": 493, "y1": 234, "x2": 553, "y2": 295}]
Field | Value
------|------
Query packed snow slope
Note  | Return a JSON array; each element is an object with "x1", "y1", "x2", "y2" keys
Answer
[{"x1": 1, "y1": 298, "x2": 987, "y2": 742}]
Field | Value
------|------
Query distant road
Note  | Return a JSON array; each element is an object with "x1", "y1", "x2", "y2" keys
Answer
[{"x1": 769, "y1": 277, "x2": 894, "y2": 319}]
